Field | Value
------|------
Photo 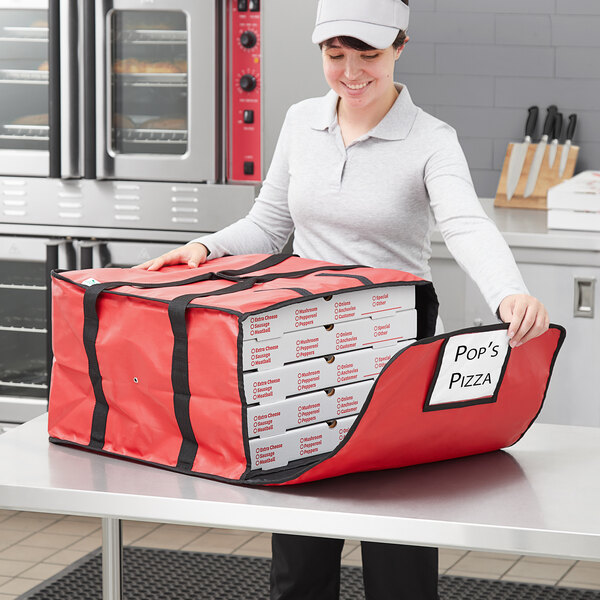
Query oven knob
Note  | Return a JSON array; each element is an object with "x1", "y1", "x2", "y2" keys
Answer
[
  {"x1": 240, "y1": 74, "x2": 257, "y2": 92},
  {"x1": 240, "y1": 30, "x2": 257, "y2": 49}
]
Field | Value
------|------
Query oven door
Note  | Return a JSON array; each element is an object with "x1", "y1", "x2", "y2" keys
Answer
[
  {"x1": 0, "y1": 1, "x2": 50, "y2": 178},
  {"x1": 0, "y1": 235, "x2": 74, "y2": 431},
  {"x1": 96, "y1": 0, "x2": 219, "y2": 183}
]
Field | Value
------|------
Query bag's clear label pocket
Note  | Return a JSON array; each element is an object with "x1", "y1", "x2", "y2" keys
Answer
[{"x1": 424, "y1": 328, "x2": 511, "y2": 411}]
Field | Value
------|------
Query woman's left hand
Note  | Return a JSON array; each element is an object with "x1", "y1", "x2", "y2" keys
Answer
[{"x1": 498, "y1": 294, "x2": 549, "y2": 348}]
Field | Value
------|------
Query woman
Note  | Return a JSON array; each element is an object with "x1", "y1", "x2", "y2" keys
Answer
[{"x1": 138, "y1": 0, "x2": 548, "y2": 597}]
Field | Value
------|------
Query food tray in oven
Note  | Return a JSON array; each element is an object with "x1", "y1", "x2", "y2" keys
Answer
[
  {"x1": 114, "y1": 128, "x2": 187, "y2": 145},
  {"x1": 118, "y1": 29, "x2": 187, "y2": 44},
  {"x1": 0, "y1": 69, "x2": 48, "y2": 83},
  {"x1": 0, "y1": 26, "x2": 48, "y2": 42},
  {"x1": 0, "y1": 124, "x2": 48, "y2": 141},
  {"x1": 114, "y1": 73, "x2": 187, "y2": 87}
]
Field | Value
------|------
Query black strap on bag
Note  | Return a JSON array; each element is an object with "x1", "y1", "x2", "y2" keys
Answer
[
  {"x1": 82, "y1": 255, "x2": 366, "y2": 452},
  {"x1": 83, "y1": 283, "x2": 111, "y2": 449},
  {"x1": 82, "y1": 254, "x2": 296, "y2": 449},
  {"x1": 167, "y1": 279, "x2": 267, "y2": 470},
  {"x1": 82, "y1": 253, "x2": 295, "y2": 297},
  {"x1": 166, "y1": 263, "x2": 369, "y2": 470}
]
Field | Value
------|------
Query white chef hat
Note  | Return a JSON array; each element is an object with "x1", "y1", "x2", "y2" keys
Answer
[{"x1": 312, "y1": 0, "x2": 410, "y2": 50}]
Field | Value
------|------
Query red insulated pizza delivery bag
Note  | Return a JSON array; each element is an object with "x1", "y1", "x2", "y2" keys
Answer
[{"x1": 48, "y1": 253, "x2": 564, "y2": 485}]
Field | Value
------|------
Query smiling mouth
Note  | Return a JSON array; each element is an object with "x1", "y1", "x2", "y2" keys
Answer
[{"x1": 343, "y1": 81, "x2": 371, "y2": 91}]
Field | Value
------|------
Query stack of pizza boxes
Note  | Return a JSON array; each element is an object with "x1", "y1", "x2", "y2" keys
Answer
[{"x1": 242, "y1": 284, "x2": 418, "y2": 471}]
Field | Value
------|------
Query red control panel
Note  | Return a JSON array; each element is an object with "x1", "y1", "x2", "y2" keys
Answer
[{"x1": 227, "y1": 0, "x2": 261, "y2": 183}]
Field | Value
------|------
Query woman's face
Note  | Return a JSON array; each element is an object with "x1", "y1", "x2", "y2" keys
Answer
[{"x1": 322, "y1": 42, "x2": 402, "y2": 111}]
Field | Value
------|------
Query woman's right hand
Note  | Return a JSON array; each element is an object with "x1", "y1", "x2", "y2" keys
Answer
[{"x1": 134, "y1": 242, "x2": 209, "y2": 271}]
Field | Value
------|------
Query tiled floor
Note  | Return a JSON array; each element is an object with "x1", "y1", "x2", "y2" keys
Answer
[{"x1": 0, "y1": 509, "x2": 599, "y2": 599}]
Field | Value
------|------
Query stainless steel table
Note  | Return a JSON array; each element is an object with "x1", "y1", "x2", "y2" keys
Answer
[{"x1": 1, "y1": 415, "x2": 599, "y2": 599}]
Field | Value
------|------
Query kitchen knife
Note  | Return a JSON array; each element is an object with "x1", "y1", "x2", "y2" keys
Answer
[
  {"x1": 558, "y1": 113, "x2": 578, "y2": 178},
  {"x1": 506, "y1": 106, "x2": 539, "y2": 202},
  {"x1": 548, "y1": 111, "x2": 562, "y2": 169},
  {"x1": 523, "y1": 105, "x2": 558, "y2": 198}
]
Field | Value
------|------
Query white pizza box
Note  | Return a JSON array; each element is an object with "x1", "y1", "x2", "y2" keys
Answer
[
  {"x1": 242, "y1": 284, "x2": 415, "y2": 341},
  {"x1": 243, "y1": 340, "x2": 412, "y2": 404},
  {"x1": 249, "y1": 415, "x2": 357, "y2": 470},
  {"x1": 242, "y1": 309, "x2": 417, "y2": 371},
  {"x1": 247, "y1": 380, "x2": 372, "y2": 438},
  {"x1": 547, "y1": 171, "x2": 600, "y2": 211},
  {"x1": 547, "y1": 208, "x2": 600, "y2": 232}
]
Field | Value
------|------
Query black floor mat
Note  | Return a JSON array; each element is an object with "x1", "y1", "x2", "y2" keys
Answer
[{"x1": 18, "y1": 546, "x2": 600, "y2": 600}]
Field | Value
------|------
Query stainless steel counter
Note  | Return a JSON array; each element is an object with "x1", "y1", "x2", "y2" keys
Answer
[
  {"x1": 2, "y1": 415, "x2": 599, "y2": 598},
  {"x1": 1, "y1": 415, "x2": 599, "y2": 561}
]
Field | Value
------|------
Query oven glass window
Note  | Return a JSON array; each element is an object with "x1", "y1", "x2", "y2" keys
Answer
[
  {"x1": 0, "y1": 259, "x2": 47, "y2": 399},
  {"x1": 111, "y1": 10, "x2": 188, "y2": 156},
  {"x1": 0, "y1": 10, "x2": 49, "y2": 152}
]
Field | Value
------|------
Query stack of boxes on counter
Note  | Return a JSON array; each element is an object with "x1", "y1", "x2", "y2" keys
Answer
[
  {"x1": 547, "y1": 170, "x2": 600, "y2": 232},
  {"x1": 242, "y1": 285, "x2": 418, "y2": 471}
]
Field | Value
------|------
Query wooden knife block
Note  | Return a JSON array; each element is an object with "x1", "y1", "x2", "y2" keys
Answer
[{"x1": 494, "y1": 142, "x2": 579, "y2": 209}]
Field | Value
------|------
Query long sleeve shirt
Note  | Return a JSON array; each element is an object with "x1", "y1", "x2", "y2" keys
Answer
[{"x1": 193, "y1": 83, "x2": 528, "y2": 314}]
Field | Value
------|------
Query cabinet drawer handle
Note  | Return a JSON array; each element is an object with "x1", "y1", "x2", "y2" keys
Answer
[{"x1": 574, "y1": 277, "x2": 595, "y2": 318}]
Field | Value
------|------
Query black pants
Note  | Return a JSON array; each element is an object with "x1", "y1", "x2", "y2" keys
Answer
[{"x1": 270, "y1": 533, "x2": 439, "y2": 600}]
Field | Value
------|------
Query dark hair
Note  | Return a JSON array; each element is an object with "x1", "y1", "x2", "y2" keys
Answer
[{"x1": 319, "y1": 29, "x2": 408, "y2": 52}]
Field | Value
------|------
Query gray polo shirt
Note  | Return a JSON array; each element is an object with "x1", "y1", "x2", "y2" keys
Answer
[{"x1": 194, "y1": 84, "x2": 527, "y2": 314}]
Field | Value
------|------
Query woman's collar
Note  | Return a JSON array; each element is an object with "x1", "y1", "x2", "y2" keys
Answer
[{"x1": 309, "y1": 83, "x2": 418, "y2": 141}]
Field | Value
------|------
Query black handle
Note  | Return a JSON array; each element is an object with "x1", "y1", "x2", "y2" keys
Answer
[
  {"x1": 525, "y1": 106, "x2": 538, "y2": 139},
  {"x1": 45, "y1": 241, "x2": 60, "y2": 400},
  {"x1": 553, "y1": 112, "x2": 563, "y2": 141},
  {"x1": 48, "y1": 0, "x2": 61, "y2": 178},
  {"x1": 80, "y1": 244, "x2": 94, "y2": 270},
  {"x1": 83, "y1": 0, "x2": 96, "y2": 179},
  {"x1": 542, "y1": 105, "x2": 558, "y2": 137},
  {"x1": 99, "y1": 243, "x2": 112, "y2": 268},
  {"x1": 75, "y1": 260, "x2": 365, "y2": 301},
  {"x1": 565, "y1": 113, "x2": 578, "y2": 142}
]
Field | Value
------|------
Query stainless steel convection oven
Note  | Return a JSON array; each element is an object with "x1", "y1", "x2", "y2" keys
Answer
[{"x1": 0, "y1": 0, "x2": 324, "y2": 430}]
